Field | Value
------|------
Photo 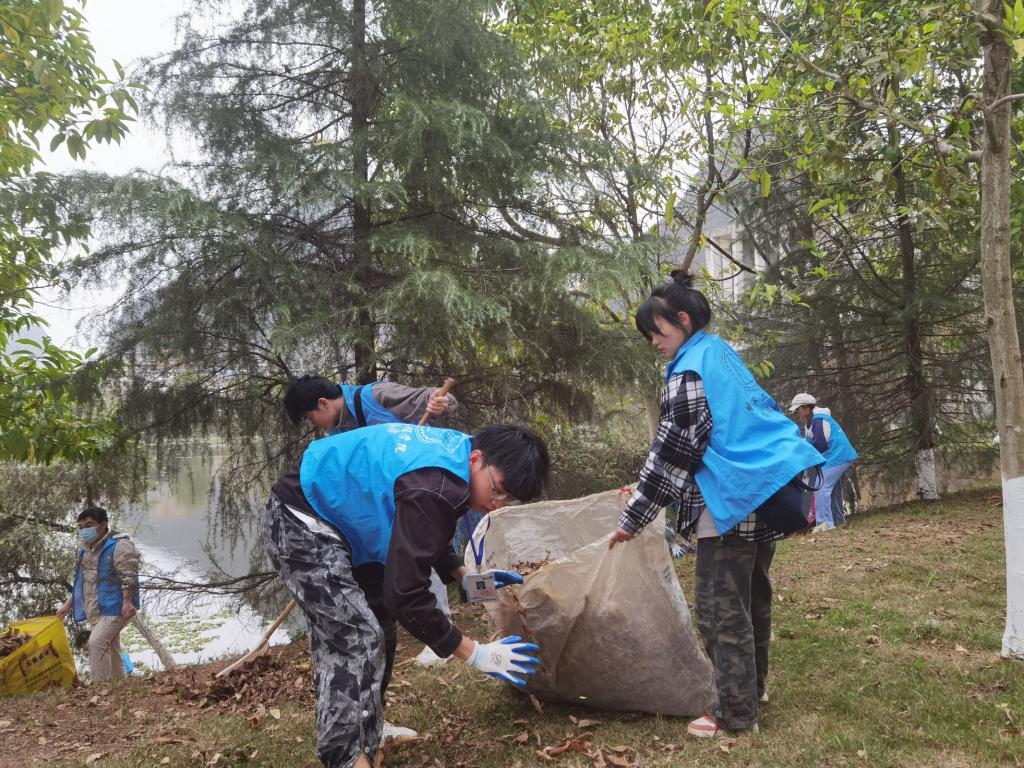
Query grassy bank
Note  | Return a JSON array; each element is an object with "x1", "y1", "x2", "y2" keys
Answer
[{"x1": 6, "y1": 487, "x2": 1022, "y2": 767}]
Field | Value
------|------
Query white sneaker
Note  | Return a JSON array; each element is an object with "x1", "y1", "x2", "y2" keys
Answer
[
  {"x1": 413, "y1": 645, "x2": 449, "y2": 668},
  {"x1": 382, "y1": 721, "x2": 418, "y2": 743},
  {"x1": 759, "y1": 691, "x2": 769, "y2": 704}
]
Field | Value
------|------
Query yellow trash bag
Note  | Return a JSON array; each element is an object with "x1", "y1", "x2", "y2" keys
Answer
[{"x1": 0, "y1": 616, "x2": 77, "y2": 696}]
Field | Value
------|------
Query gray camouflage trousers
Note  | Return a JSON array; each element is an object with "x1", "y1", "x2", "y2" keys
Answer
[
  {"x1": 262, "y1": 494, "x2": 390, "y2": 768},
  {"x1": 694, "y1": 535, "x2": 775, "y2": 732}
]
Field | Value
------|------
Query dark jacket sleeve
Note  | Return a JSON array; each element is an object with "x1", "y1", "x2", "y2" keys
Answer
[
  {"x1": 433, "y1": 544, "x2": 463, "y2": 584},
  {"x1": 382, "y1": 469, "x2": 469, "y2": 657}
]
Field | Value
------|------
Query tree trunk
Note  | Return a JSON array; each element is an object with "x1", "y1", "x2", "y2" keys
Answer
[
  {"x1": 644, "y1": 394, "x2": 661, "y2": 442},
  {"x1": 350, "y1": 0, "x2": 376, "y2": 384},
  {"x1": 889, "y1": 124, "x2": 939, "y2": 500},
  {"x1": 915, "y1": 448, "x2": 939, "y2": 500},
  {"x1": 978, "y1": 0, "x2": 1024, "y2": 658}
]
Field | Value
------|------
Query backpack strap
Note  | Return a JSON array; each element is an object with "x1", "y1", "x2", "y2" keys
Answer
[{"x1": 352, "y1": 385, "x2": 367, "y2": 428}]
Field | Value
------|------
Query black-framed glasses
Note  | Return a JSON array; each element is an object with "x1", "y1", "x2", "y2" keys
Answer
[{"x1": 486, "y1": 465, "x2": 520, "y2": 505}]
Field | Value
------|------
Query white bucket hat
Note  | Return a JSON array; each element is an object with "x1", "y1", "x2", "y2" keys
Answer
[{"x1": 789, "y1": 393, "x2": 816, "y2": 412}]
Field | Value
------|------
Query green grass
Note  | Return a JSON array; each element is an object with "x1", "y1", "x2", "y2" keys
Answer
[{"x1": 44, "y1": 488, "x2": 1024, "y2": 767}]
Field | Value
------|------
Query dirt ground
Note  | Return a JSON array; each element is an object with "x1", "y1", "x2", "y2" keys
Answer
[
  {"x1": 0, "y1": 487, "x2": 1016, "y2": 768},
  {"x1": 0, "y1": 602, "x2": 486, "y2": 768}
]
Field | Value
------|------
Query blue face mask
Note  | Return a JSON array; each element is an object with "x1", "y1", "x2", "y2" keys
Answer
[{"x1": 79, "y1": 527, "x2": 99, "y2": 545}]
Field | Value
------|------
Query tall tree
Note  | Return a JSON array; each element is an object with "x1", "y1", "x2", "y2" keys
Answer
[
  {"x1": 978, "y1": 0, "x2": 1024, "y2": 658},
  {"x1": 0, "y1": 0, "x2": 136, "y2": 461},
  {"x1": 503, "y1": 0, "x2": 765, "y2": 436},
  {"x1": 65, "y1": 0, "x2": 648, "y2": 495},
  {"x1": 693, "y1": 0, "x2": 988, "y2": 498}
]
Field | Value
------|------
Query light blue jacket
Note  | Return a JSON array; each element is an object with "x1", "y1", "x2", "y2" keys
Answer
[
  {"x1": 809, "y1": 411, "x2": 858, "y2": 468},
  {"x1": 666, "y1": 331, "x2": 824, "y2": 534}
]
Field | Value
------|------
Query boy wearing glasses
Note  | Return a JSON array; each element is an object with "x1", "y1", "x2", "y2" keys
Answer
[{"x1": 263, "y1": 423, "x2": 549, "y2": 768}]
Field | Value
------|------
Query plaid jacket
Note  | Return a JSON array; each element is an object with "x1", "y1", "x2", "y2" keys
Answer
[{"x1": 618, "y1": 371, "x2": 783, "y2": 543}]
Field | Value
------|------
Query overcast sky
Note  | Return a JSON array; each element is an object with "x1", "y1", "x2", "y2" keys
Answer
[{"x1": 35, "y1": 0, "x2": 188, "y2": 348}]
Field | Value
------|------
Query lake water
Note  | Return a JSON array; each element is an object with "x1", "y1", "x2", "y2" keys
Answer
[{"x1": 118, "y1": 447, "x2": 293, "y2": 671}]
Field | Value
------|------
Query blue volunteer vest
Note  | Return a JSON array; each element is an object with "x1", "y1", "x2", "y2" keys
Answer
[
  {"x1": 667, "y1": 331, "x2": 825, "y2": 534},
  {"x1": 71, "y1": 533, "x2": 141, "y2": 623},
  {"x1": 811, "y1": 412, "x2": 858, "y2": 468},
  {"x1": 300, "y1": 423, "x2": 473, "y2": 567},
  {"x1": 330, "y1": 383, "x2": 403, "y2": 434}
]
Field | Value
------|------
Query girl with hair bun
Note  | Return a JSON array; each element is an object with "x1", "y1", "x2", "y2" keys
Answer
[{"x1": 610, "y1": 270, "x2": 822, "y2": 739}]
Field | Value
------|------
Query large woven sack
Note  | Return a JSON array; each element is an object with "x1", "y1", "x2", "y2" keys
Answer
[{"x1": 469, "y1": 489, "x2": 714, "y2": 716}]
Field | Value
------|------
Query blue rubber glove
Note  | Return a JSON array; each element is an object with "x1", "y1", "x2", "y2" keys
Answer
[
  {"x1": 492, "y1": 570, "x2": 524, "y2": 588},
  {"x1": 466, "y1": 636, "x2": 540, "y2": 686}
]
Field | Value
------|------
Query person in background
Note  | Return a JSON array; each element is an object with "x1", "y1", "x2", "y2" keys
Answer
[
  {"x1": 264, "y1": 423, "x2": 549, "y2": 768},
  {"x1": 57, "y1": 506, "x2": 141, "y2": 683},
  {"x1": 285, "y1": 373, "x2": 458, "y2": 671},
  {"x1": 790, "y1": 393, "x2": 858, "y2": 531},
  {"x1": 609, "y1": 271, "x2": 822, "y2": 739},
  {"x1": 283, "y1": 374, "x2": 456, "y2": 434}
]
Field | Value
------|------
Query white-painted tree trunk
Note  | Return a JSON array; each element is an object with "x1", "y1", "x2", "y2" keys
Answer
[
  {"x1": 915, "y1": 448, "x2": 940, "y2": 501},
  {"x1": 979, "y1": 0, "x2": 1024, "y2": 659},
  {"x1": 1003, "y1": 477, "x2": 1024, "y2": 655}
]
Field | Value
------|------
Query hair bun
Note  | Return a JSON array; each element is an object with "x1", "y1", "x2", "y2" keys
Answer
[{"x1": 670, "y1": 269, "x2": 694, "y2": 288}]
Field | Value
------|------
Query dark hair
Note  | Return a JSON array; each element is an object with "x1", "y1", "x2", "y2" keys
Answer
[
  {"x1": 473, "y1": 425, "x2": 550, "y2": 502},
  {"x1": 635, "y1": 270, "x2": 712, "y2": 341},
  {"x1": 78, "y1": 506, "x2": 108, "y2": 524},
  {"x1": 284, "y1": 375, "x2": 342, "y2": 425}
]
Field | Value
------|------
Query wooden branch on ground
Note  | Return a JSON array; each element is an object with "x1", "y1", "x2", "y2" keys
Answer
[
  {"x1": 214, "y1": 599, "x2": 295, "y2": 678},
  {"x1": 132, "y1": 615, "x2": 176, "y2": 670}
]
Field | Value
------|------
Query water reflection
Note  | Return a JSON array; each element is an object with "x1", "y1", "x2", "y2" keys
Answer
[{"x1": 119, "y1": 445, "x2": 292, "y2": 671}]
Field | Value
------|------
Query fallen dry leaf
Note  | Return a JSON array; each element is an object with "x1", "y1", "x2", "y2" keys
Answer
[
  {"x1": 545, "y1": 736, "x2": 592, "y2": 757},
  {"x1": 955, "y1": 644, "x2": 969, "y2": 653},
  {"x1": 269, "y1": 707, "x2": 281, "y2": 720},
  {"x1": 514, "y1": 732, "x2": 530, "y2": 744},
  {"x1": 84, "y1": 754, "x2": 103, "y2": 765},
  {"x1": 865, "y1": 635, "x2": 881, "y2": 645}
]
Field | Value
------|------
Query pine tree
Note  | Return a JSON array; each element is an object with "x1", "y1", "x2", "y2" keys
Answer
[{"x1": 64, "y1": 0, "x2": 652, "y2": 491}]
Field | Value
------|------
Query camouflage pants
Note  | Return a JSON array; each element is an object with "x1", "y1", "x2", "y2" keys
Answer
[
  {"x1": 262, "y1": 494, "x2": 390, "y2": 768},
  {"x1": 694, "y1": 536, "x2": 775, "y2": 732}
]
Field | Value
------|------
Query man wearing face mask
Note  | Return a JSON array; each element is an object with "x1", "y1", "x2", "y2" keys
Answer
[{"x1": 57, "y1": 506, "x2": 141, "y2": 682}]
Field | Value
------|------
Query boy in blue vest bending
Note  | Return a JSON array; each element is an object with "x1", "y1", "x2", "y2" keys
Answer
[
  {"x1": 790, "y1": 393, "x2": 859, "y2": 530},
  {"x1": 285, "y1": 373, "x2": 460, "y2": 675},
  {"x1": 264, "y1": 423, "x2": 549, "y2": 768},
  {"x1": 57, "y1": 506, "x2": 141, "y2": 683},
  {"x1": 283, "y1": 374, "x2": 456, "y2": 434}
]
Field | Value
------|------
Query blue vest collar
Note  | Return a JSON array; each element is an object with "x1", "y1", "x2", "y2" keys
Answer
[{"x1": 665, "y1": 330, "x2": 708, "y2": 382}]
